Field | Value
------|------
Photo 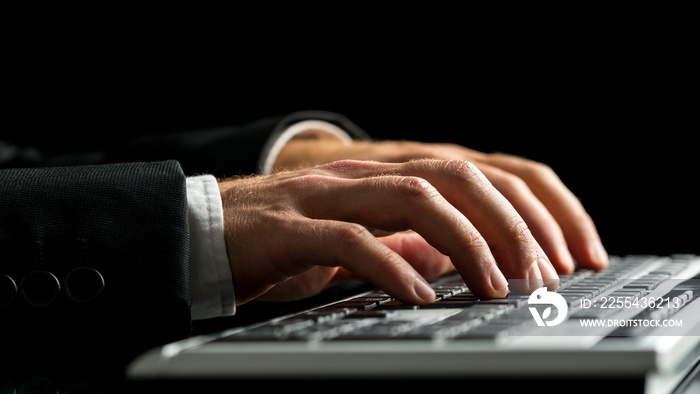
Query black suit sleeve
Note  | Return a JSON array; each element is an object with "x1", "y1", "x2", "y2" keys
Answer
[
  {"x1": 0, "y1": 160, "x2": 191, "y2": 365},
  {"x1": 0, "y1": 111, "x2": 370, "y2": 370},
  {"x1": 1, "y1": 111, "x2": 370, "y2": 177},
  {"x1": 105, "y1": 110, "x2": 371, "y2": 177}
]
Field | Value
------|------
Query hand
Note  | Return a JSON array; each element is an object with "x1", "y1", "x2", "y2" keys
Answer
[
  {"x1": 275, "y1": 139, "x2": 608, "y2": 273},
  {"x1": 218, "y1": 159, "x2": 559, "y2": 306}
]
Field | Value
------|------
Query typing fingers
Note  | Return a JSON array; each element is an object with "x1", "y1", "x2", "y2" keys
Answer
[
  {"x1": 277, "y1": 217, "x2": 438, "y2": 305},
  {"x1": 302, "y1": 160, "x2": 559, "y2": 296},
  {"x1": 273, "y1": 139, "x2": 606, "y2": 274},
  {"x1": 220, "y1": 158, "x2": 560, "y2": 306},
  {"x1": 376, "y1": 231, "x2": 455, "y2": 282},
  {"x1": 477, "y1": 164, "x2": 576, "y2": 274},
  {"x1": 477, "y1": 153, "x2": 608, "y2": 270},
  {"x1": 274, "y1": 169, "x2": 508, "y2": 302}
]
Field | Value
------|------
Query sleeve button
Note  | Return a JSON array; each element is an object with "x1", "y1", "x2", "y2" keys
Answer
[
  {"x1": 21, "y1": 271, "x2": 61, "y2": 307},
  {"x1": 0, "y1": 274, "x2": 18, "y2": 309},
  {"x1": 65, "y1": 267, "x2": 105, "y2": 303}
]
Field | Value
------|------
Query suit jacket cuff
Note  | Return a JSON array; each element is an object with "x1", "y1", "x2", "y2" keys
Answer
[{"x1": 186, "y1": 175, "x2": 235, "y2": 319}]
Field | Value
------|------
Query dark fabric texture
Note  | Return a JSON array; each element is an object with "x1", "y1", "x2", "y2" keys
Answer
[{"x1": 0, "y1": 160, "x2": 190, "y2": 364}]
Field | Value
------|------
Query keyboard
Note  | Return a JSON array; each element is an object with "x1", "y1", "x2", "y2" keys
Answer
[
  {"x1": 216, "y1": 255, "x2": 700, "y2": 343},
  {"x1": 128, "y1": 254, "x2": 700, "y2": 392}
]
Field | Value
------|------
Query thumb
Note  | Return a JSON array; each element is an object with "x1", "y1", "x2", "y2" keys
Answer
[{"x1": 378, "y1": 231, "x2": 455, "y2": 282}]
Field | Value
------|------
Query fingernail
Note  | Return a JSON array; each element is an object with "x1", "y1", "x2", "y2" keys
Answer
[
  {"x1": 538, "y1": 257, "x2": 560, "y2": 290},
  {"x1": 490, "y1": 266, "x2": 508, "y2": 292},
  {"x1": 558, "y1": 250, "x2": 576, "y2": 274},
  {"x1": 591, "y1": 241, "x2": 609, "y2": 269},
  {"x1": 528, "y1": 261, "x2": 544, "y2": 291},
  {"x1": 538, "y1": 257, "x2": 558, "y2": 280},
  {"x1": 413, "y1": 276, "x2": 436, "y2": 304}
]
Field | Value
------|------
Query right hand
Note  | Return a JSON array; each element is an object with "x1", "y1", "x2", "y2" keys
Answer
[
  {"x1": 276, "y1": 138, "x2": 608, "y2": 274},
  {"x1": 218, "y1": 159, "x2": 559, "y2": 306}
]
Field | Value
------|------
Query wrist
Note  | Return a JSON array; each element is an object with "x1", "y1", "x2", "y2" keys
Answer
[
  {"x1": 273, "y1": 138, "x2": 350, "y2": 171},
  {"x1": 261, "y1": 120, "x2": 353, "y2": 175}
]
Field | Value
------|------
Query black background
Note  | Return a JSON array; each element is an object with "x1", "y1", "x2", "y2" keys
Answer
[
  {"x1": 1, "y1": 11, "x2": 697, "y2": 393},
  {"x1": 3, "y1": 17, "x2": 697, "y2": 259}
]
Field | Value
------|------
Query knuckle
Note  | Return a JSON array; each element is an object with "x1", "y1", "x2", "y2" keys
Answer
[
  {"x1": 464, "y1": 226, "x2": 487, "y2": 247},
  {"x1": 511, "y1": 157, "x2": 557, "y2": 182},
  {"x1": 526, "y1": 161, "x2": 556, "y2": 180},
  {"x1": 497, "y1": 171, "x2": 530, "y2": 195},
  {"x1": 334, "y1": 223, "x2": 371, "y2": 247},
  {"x1": 444, "y1": 160, "x2": 490, "y2": 186},
  {"x1": 509, "y1": 215, "x2": 533, "y2": 242},
  {"x1": 393, "y1": 176, "x2": 439, "y2": 200},
  {"x1": 506, "y1": 216, "x2": 541, "y2": 270},
  {"x1": 442, "y1": 159, "x2": 481, "y2": 178},
  {"x1": 408, "y1": 158, "x2": 486, "y2": 182}
]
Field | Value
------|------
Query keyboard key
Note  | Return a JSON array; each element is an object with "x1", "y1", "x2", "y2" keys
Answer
[
  {"x1": 345, "y1": 310, "x2": 395, "y2": 319},
  {"x1": 375, "y1": 300, "x2": 419, "y2": 310},
  {"x1": 213, "y1": 255, "x2": 699, "y2": 345},
  {"x1": 333, "y1": 300, "x2": 379, "y2": 310}
]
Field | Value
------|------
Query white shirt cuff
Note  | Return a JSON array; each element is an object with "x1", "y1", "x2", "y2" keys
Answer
[
  {"x1": 260, "y1": 120, "x2": 353, "y2": 175},
  {"x1": 186, "y1": 174, "x2": 235, "y2": 320},
  {"x1": 186, "y1": 120, "x2": 355, "y2": 319}
]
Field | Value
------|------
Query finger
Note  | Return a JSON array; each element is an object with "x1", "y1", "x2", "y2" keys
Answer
[
  {"x1": 377, "y1": 231, "x2": 455, "y2": 282},
  {"x1": 479, "y1": 154, "x2": 608, "y2": 270},
  {"x1": 289, "y1": 172, "x2": 509, "y2": 298},
  {"x1": 313, "y1": 160, "x2": 556, "y2": 295},
  {"x1": 477, "y1": 164, "x2": 576, "y2": 274},
  {"x1": 327, "y1": 146, "x2": 576, "y2": 274},
  {"x1": 393, "y1": 160, "x2": 559, "y2": 292},
  {"x1": 255, "y1": 267, "x2": 341, "y2": 302},
  {"x1": 279, "y1": 216, "x2": 437, "y2": 305}
]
